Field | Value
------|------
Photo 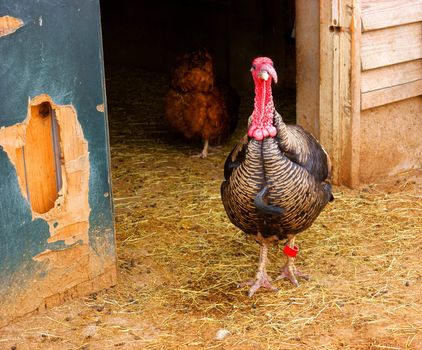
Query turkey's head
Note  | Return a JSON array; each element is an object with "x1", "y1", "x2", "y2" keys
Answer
[
  {"x1": 250, "y1": 57, "x2": 278, "y2": 84},
  {"x1": 248, "y1": 57, "x2": 278, "y2": 141}
]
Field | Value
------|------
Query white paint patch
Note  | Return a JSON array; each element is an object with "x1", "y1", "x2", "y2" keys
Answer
[{"x1": 96, "y1": 103, "x2": 104, "y2": 112}]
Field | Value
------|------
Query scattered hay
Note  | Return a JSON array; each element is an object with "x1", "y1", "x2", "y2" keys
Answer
[{"x1": 0, "y1": 68, "x2": 420, "y2": 350}]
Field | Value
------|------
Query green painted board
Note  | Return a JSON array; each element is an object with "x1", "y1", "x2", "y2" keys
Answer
[{"x1": 0, "y1": 0, "x2": 116, "y2": 326}]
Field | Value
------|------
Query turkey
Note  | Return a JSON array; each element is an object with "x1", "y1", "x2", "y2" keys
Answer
[
  {"x1": 165, "y1": 49, "x2": 240, "y2": 158},
  {"x1": 221, "y1": 57, "x2": 334, "y2": 297}
]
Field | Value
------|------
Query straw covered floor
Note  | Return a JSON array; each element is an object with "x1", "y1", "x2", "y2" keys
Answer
[{"x1": 0, "y1": 67, "x2": 421, "y2": 350}]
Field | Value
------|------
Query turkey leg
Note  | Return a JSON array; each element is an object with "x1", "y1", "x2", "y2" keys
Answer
[
  {"x1": 238, "y1": 240, "x2": 279, "y2": 297},
  {"x1": 276, "y1": 234, "x2": 310, "y2": 286}
]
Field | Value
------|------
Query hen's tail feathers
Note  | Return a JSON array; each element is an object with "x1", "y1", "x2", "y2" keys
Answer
[{"x1": 254, "y1": 186, "x2": 284, "y2": 216}]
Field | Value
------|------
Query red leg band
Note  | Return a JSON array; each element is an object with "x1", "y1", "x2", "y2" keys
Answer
[{"x1": 283, "y1": 244, "x2": 299, "y2": 257}]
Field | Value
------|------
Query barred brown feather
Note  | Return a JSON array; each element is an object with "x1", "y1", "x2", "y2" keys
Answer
[{"x1": 221, "y1": 116, "x2": 333, "y2": 241}]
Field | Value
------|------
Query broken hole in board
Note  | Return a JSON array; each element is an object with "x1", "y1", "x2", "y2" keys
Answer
[{"x1": 19, "y1": 101, "x2": 63, "y2": 214}]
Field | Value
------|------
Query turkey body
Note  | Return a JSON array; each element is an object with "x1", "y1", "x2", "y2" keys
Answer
[
  {"x1": 220, "y1": 56, "x2": 333, "y2": 296},
  {"x1": 221, "y1": 113, "x2": 333, "y2": 240}
]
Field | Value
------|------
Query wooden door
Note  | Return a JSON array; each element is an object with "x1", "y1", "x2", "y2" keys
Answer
[
  {"x1": 296, "y1": 0, "x2": 361, "y2": 187},
  {"x1": 0, "y1": 0, "x2": 116, "y2": 326}
]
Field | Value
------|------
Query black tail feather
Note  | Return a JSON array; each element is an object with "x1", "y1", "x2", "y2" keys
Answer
[{"x1": 254, "y1": 186, "x2": 284, "y2": 216}]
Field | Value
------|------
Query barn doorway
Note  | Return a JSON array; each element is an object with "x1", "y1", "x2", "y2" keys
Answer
[{"x1": 99, "y1": 0, "x2": 297, "y2": 137}]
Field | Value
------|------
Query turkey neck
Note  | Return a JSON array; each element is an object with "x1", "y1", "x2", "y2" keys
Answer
[
  {"x1": 254, "y1": 79, "x2": 274, "y2": 121},
  {"x1": 248, "y1": 79, "x2": 277, "y2": 140}
]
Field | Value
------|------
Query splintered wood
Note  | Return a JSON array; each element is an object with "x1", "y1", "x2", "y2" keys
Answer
[
  {"x1": 22, "y1": 102, "x2": 59, "y2": 213},
  {"x1": 0, "y1": 16, "x2": 24, "y2": 37},
  {"x1": 0, "y1": 94, "x2": 90, "y2": 243},
  {"x1": 0, "y1": 94, "x2": 116, "y2": 327}
]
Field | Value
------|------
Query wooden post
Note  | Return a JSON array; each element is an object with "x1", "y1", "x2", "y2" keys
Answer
[
  {"x1": 296, "y1": 0, "x2": 320, "y2": 138},
  {"x1": 349, "y1": 0, "x2": 361, "y2": 188},
  {"x1": 319, "y1": 0, "x2": 336, "y2": 181},
  {"x1": 319, "y1": 0, "x2": 361, "y2": 187}
]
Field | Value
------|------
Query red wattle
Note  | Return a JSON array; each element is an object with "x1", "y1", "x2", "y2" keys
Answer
[
  {"x1": 248, "y1": 125, "x2": 256, "y2": 137},
  {"x1": 268, "y1": 126, "x2": 277, "y2": 137},
  {"x1": 248, "y1": 125, "x2": 277, "y2": 141},
  {"x1": 253, "y1": 128, "x2": 264, "y2": 140}
]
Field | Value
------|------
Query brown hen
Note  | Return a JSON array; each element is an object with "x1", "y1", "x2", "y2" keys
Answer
[{"x1": 165, "y1": 49, "x2": 239, "y2": 158}]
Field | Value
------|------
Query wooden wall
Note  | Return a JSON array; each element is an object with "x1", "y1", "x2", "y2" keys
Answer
[
  {"x1": 360, "y1": 1, "x2": 422, "y2": 110},
  {"x1": 297, "y1": 0, "x2": 421, "y2": 187},
  {"x1": 297, "y1": 0, "x2": 359, "y2": 186},
  {"x1": 359, "y1": 0, "x2": 422, "y2": 183}
]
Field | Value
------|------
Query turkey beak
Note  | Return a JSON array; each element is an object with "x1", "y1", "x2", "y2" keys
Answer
[
  {"x1": 258, "y1": 65, "x2": 278, "y2": 84},
  {"x1": 258, "y1": 70, "x2": 270, "y2": 81}
]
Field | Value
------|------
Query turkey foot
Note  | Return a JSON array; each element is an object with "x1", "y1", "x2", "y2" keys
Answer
[
  {"x1": 276, "y1": 258, "x2": 310, "y2": 287},
  {"x1": 238, "y1": 270, "x2": 279, "y2": 297},
  {"x1": 238, "y1": 241, "x2": 279, "y2": 297}
]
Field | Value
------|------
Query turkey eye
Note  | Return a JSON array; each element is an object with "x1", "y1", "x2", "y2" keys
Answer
[{"x1": 251, "y1": 64, "x2": 256, "y2": 71}]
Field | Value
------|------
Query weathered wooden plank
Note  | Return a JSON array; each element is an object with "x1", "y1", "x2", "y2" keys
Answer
[
  {"x1": 361, "y1": 59, "x2": 422, "y2": 93},
  {"x1": 360, "y1": 97, "x2": 422, "y2": 183},
  {"x1": 332, "y1": 27, "x2": 341, "y2": 183},
  {"x1": 319, "y1": 0, "x2": 360, "y2": 187},
  {"x1": 362, "y1": 0, "x2": 422, "y2": 31},
  {"x1": 349, "y1": 0, "x2": 362, "y2": 188},
  {"x1": 319, "y1": 0, "x2": 335, "y2": 168},
  {"x1": 296, "y1": 0, "x2": 320, "y2": 137},
  {"x1": 361, "y1": 22, "x2": 422, "y2": 70},
  {"x1": 361, "y1": 79, "x2": 422, "y2": 109},
  {"x1": 332, "y1": 0, "x2": 341, "y2": 26}
]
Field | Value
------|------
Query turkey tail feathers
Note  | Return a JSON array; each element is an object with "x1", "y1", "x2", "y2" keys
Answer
[{"x1": 254, "y1": 186, "x2": 284, "y2": 216}]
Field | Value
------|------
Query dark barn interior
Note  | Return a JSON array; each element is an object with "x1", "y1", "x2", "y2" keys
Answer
[{"x1": 100, "y1": 0, "x2": 297, "y2": 130}]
